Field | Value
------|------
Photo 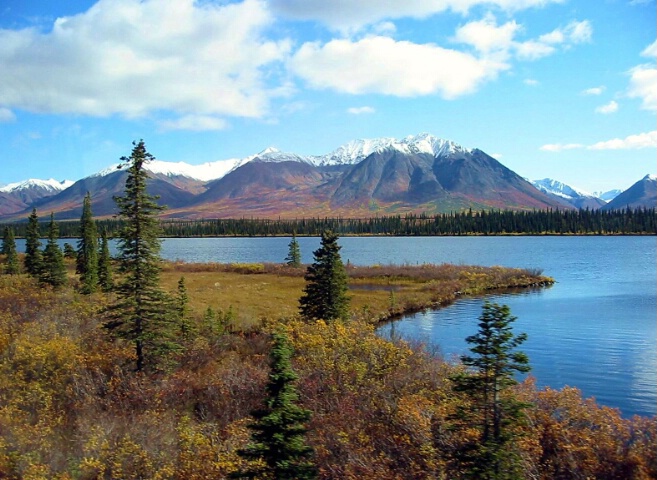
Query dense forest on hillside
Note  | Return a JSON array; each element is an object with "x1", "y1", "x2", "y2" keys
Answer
[{"x1": 3, "y1": 207, "x2": 656, "y2": 237}]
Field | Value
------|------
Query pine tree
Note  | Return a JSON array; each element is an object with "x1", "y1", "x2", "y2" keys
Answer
[
  {"x1": 24, "y1": 208, "x2": 42, "y2": 276},
  {"x1": 299, "y1": 230, "x2": 349, "y2": 322},
  {"x1": 39, "y1": 213, "x2": 67, "y2": 287},
  {"x1": 235, "y1": 331, "x2": 316, "y2": 480},
  {"x1": 285, "y1": 233, "x2": 302, "y2": 267},
  {"x1": 98, "y1": 229, "x2": 114, "y2": 291},
  {"x1": 106, "y1": 140, "x2": 178, "y2": 372},
  {"x1": 2, "y1": 227, "x2": 20, "y2": 275},
  {"x1": 77, "y1": 192, "x2": 99, "y2": 293},
  {"x1": 449, "y1": 302, "x2": 531, "y2": 479},
  {"x1": 176, "y1": 276, "x2": 193, "y2": 341}
]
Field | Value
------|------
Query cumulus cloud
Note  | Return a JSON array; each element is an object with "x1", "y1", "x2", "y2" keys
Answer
[
  {"x1": 595, "y1": 100, "x2": 618, "y2": 114},
  {"x1": 347, "y1": 106, "x2": 375, "y2": 114},
  {"x1": 627, "y1": 41, "x2": 657, "y2": 112},
  {"x1": 270, "y1": 0, "x2": 564, "y2": 32},
  {"x1": 0, "y1": 107, "x2": 16, "y2": 122},
  {"x1": 453, "y1": 16, "x2": 591, "y2": 62},
  {"x1": 582, "y1": 86, "x2": 604, "y2": 95},
  {"x1": 541, "y1": 130, "x2": 657, "y2": 152},
  {"x1": 0, "y1": 0, "x2": 290, "y2": 124},
  {"x1": 289, "y1": 36, "x2": 509, "y2": 98}
]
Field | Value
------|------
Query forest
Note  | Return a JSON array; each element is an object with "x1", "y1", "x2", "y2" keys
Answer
[
  {"x1": 2, "y1": 205, "x2": 656, "y2": 238},
  {"x1": 0, "y1": 143, "x2": 655, "y2": 479}
]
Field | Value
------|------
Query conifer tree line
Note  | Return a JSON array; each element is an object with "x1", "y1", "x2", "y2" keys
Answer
[{"x1": 2, "y1": 205, "x2": 655, "y2": 239}]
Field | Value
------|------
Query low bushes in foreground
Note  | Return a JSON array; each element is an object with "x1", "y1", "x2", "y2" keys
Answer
[{"x1": 0, "y1": 266, "x2": 653, "y2": 479}]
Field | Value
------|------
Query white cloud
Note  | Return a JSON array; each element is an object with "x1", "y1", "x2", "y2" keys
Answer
[
  {"x1": 0, "y1": 0, "x2": 291, "y2": 122},
  {"x1": 595, "y1": 100, "x2": 618, "y2": 114},
  {"x1": 452, "y1": 14, "x2": 519, "y2": 54},
  {"x1": 289, "y1": 36, "x2": 509, "y2": 98},
  {"x1": 270, "y1": 0, "x2": 564, "y2": 32},
  {"x1": 582, "y1": 86, "x2": 604, "y2": 95},
  {"x1": 627, "y1": 41, "x2": 657, "y2": 112},
  {"x1": 158, "y1": 115, "x2": 228, "y2": 131},
  {"x1": 347, "y1": 106, "x2": 375, "y2": 115},
  {"x1": 0, "y1": 107, "x2": 16, "y2": 122},
  {"x1": 588, "y1": 131, "x2": 657, "y2": 150},
  {"x1": 540, "y1": 143, "x2": 584, "y2": 152},
  {"x1": 524, "y1": 78, "x2": 539, "y2": 86},
  {"x1": 453, "y1": 16, "x2": 591, "y2": 62},
  {"x1": 541, "y1": 130, "x2": 657, "y2": 152}
]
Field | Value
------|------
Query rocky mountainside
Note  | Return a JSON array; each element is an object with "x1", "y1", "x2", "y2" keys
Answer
[{"x1": 603, "y1": 175, "x2": 657, "y2": 211}]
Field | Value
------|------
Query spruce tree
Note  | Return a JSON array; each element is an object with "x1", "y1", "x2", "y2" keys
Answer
[
  {"x1": 285, "y1": 233, "x2": 302, "y2": 267},
  {"x1": 235, "y1": 331, "x2": 316, "y2": 480},
  {"x1": 39, "y1": 213, "x2": 67, "y2": 287},
  {"x1": 176, "y1": 276, "x2": 193, "y2": 341},
  {"x1": 98, "y1": 229, "x2": 114, "y2": 291},
  {"x1": 2, "y1": 227, "x2": 20, "y2": 275},
  {"x1": 24, "y1": 208, "x2": 42, "y2": 276},
  {"x1": 77, "y1": 192, "x2": 99, "y2": 293},
  {"x1": 106, "y1": 140, "x2": 177, "y2": 372},
  {"x1": 299, "y1": 230, "x2": 349, "y2": 322},
  {"x1": 449, "y1": 302, "x2": 531, "y2": 479}
]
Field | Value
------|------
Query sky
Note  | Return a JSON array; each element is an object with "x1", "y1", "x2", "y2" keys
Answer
[{"x1": 0, "y1": 0, "x2": 655, "y2": 194}]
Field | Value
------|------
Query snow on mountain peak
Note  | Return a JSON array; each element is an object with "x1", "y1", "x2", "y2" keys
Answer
[
  {"x1": 309, "y1": 133, "x2": 469, "y2": 166},
  {"x1": 532, "y1": 178, "x2": 594, "y2": 200},
  {"x1": 644, "y1": 174, "x2": 657, "y2": 182},
  {"x1": 0, "y1": 178, "x2": 73, "y2": 193}
]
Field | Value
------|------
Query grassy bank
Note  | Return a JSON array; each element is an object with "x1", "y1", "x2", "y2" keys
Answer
[{"x1": 159, "y1": 261, "x2": 554, "y2": 331}]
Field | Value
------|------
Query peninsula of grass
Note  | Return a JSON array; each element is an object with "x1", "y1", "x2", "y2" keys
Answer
[{"x1": 160, "y1": 261, "x2": 554, "y2": 330}]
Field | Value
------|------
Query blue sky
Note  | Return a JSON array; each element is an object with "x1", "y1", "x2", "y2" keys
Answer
[{"x1": 1, "y1": 0, "x2": 655, "y2": 193}]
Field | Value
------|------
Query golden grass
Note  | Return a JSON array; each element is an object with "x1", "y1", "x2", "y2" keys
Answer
[{"x1": 160, "y1": 260, "x2": 554, "y2": 331}]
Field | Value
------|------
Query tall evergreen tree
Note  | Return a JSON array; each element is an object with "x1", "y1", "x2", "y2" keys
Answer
[
  {"x1": 106, "y1": 140, "x2": 177, "y2": 372},
  {"x1": 299, "y1": 230, "x2": 350, "y2": 322},
  {"x1": 98, "y1": 229, "x2": 114, "y2": 292},
  {"x1": 77, "y1": 192, "x2": 99, "y2": 293},
  {"x1": 39, "y1": 213, "x2": 67, "y2": 287},
  {"x1": 235, "y1": 331, "x2": 316, "y2": 480},
  {"x1": 24, "y1": 208, "x2": 42, "y2": 276},
  {"x1": 449, "y1": 302, "x2": 531, "y2": 479},
  {"x1": 2, "y1": 227, "x2": 20, "y2": 275},
  {"x1": 285, "y1": 233, "x2": 302, "y2": 267}
]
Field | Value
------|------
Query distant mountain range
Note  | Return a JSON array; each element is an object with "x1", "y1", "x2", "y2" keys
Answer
[{"x1": 0, "y1": 134, "x2": 653, "y2": 221}]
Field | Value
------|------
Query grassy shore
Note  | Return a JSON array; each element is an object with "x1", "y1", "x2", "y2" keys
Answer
[{"x1": 159, "y1": 261, "x2": 554, "y2": 331}]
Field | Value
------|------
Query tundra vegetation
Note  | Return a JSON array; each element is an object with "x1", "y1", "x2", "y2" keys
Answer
[{"x1": 0, "y1": 142, "x2": 654, "y2": 479}]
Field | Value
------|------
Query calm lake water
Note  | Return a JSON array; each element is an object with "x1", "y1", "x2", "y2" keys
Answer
[{"x1": 22, "y1": 236, "x2": 656, "y2": 417}]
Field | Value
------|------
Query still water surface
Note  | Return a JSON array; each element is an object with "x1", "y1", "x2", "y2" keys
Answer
[{"x1": 27, "y1": 236, "x2": 656, "y2": 417}]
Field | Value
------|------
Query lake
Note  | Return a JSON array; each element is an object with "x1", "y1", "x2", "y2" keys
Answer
[{"x1": 19, "y1": 235, "x2": 657, "y2": 417}]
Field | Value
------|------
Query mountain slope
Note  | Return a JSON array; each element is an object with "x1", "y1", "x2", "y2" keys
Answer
[
  {"x1": 603, "y1": 175, "x2": 657, "y2": 210},
  {"x1": 532, "y1": 178, "x2": 606, "y2": 209}
]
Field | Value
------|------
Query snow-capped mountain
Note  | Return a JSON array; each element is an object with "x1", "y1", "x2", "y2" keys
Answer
[
  {"x1": 307, "y1": 133, "x2": 468, "y2": 167},
  {"x1": 0, "y1": 178, "x2": 73, "y2": 194},
  {"x1": 531, "y1": 178, "x2": 606, "y2": 209},
  {"x1": 593, "y1": 189, "x2": 622, "y2": 203}
]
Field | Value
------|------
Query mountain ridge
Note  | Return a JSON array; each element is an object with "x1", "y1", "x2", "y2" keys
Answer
[{"x1": 0, "y1": 134, "x2": 652, "y2": 221}]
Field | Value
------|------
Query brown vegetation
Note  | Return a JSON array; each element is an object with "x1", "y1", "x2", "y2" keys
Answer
[{"x1": 0, "y1": 261, "x2": 654, "y2": 479}]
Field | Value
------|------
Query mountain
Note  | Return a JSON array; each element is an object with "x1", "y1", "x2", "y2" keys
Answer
[
  {"x1": 3, "y1": 133, "x2": 641, "y2": 221},
  {"x1": 593, "y1": 189, "x2": 622, "y2": 203},
  {"x1": 531, "y1": 178, "x2": 606, "y2": 209},
  {"x1": 166, "y1": 135, "x2": 563, "y2": 218},
  {"x1": 603, "y1": 175, "x2": 657, "y2": 211},
  {"x1": 0, "y1": 178, "x2": 74, "y2": 211}
]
